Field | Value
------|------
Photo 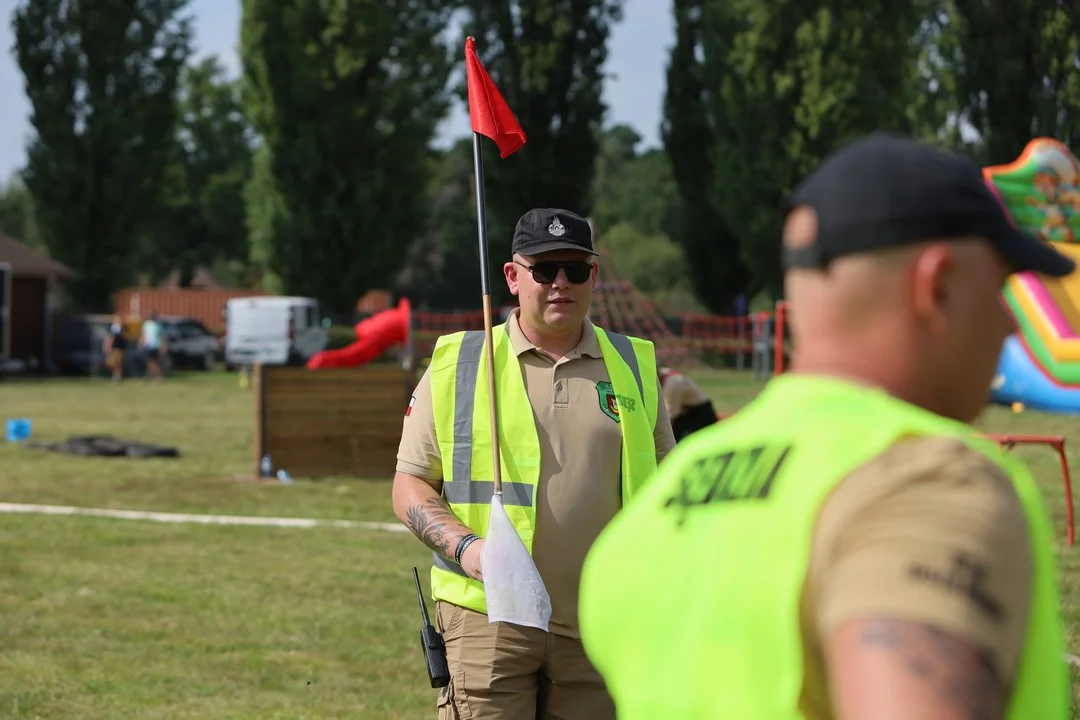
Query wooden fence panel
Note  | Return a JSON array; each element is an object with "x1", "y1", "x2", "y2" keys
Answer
[{"x1": 254, "y1": 363, "x2": 414, "y2": 479}]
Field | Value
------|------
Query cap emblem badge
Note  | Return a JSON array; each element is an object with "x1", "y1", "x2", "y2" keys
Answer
[{"x1": 548, "y1": 217, "x2": 566, "y2": 237}]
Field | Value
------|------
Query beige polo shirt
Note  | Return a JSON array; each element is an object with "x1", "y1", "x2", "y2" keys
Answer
[
  {"x1": 798, "y1": 435, "x2": 1034, "y2": 715},
  {"x1": 398, "y1": 310, "x2": 677, "y2": 638}
]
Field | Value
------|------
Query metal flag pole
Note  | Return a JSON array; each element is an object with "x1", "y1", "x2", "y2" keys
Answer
[
  {"x1": 471, "y1": 128, "x2": 503, "y2": 495},
  {"x1": 464, "y1": 35, "x2": 550, "y2": 633}
]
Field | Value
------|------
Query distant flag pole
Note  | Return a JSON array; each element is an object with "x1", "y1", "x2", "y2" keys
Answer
[{"x1": 464, "y1": 36, "x2": 551, "y2": 633}]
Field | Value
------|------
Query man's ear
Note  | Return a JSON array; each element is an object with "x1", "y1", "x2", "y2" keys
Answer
[
  {"x1": 911, "y1": 244, "x2": 955, "y2": 335},
  {"x1": 504, "y1": 261, "x2": 520, "y2": 296}
]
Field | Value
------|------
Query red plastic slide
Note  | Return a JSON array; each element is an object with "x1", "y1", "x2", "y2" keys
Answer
[{"x1": 306, "y1": 298, "x2": 411, "y2": 369}]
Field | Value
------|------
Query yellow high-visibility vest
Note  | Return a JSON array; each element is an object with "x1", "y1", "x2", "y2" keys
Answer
[
  {"x1": 579, "y1": 374, "x2": 1070, "y2": 719},
  {"x1": 428, "y1": 322, "x2": 660, "y2": 614}
]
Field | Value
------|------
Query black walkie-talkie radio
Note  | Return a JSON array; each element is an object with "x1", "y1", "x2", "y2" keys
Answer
[{"x1": 412, "y1": 566, "x2": 451, "y2": 688}]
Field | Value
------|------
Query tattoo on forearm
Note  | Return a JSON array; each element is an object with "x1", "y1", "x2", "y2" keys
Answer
[
  {"x1": 405, "y1": 497, "x2": 462, "y2": 559},
  {"x1": 859, "y1": 618, "x2": 1002, "y2": 720}
]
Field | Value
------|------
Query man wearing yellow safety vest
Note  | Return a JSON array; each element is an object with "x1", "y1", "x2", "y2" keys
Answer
[
  {"x1": 393, "y1": 207, "x2": 677, "y2": 719},
  {"x1": 578, "y1": 134, "x2": 1076, "y2": 719}
]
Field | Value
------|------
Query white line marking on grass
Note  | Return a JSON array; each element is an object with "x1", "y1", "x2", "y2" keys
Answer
[
  {"x1": 8, "y1": 503, "x2": 1080, "y2": 665},
  {"x1": 0, "y1": 502, "x2": 409, "y2": 533}
]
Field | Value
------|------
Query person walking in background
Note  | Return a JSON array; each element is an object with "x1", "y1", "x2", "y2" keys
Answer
[
  {"x1": 658, "y1": 366, "x2": 718, "y2": 441},
  {"x1": 392, "y1": 208, "x2": 676, "y2": 720},
  {"x1": 102, "y1": 314, "x2": 127, "y2": 383},
  {"x1": 140, "y1": 310, "x2": 165, "y2": 382},
  {"x1": 578, "y1": 134, "x2": 1074, "y2": 719}
]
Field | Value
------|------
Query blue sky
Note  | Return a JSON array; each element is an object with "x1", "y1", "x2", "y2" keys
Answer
[{"x1": 0, "y1": 0, "x2": 674, "y2": 184}]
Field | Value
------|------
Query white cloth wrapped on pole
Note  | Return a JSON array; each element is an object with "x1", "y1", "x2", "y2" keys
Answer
[{"x1": 481, "y1": 492, "x2": 552, "y2": 631}]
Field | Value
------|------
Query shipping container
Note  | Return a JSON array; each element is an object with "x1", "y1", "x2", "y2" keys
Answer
[{"x1": 113, "y1": 288, "x2": 267, "y2": 333}]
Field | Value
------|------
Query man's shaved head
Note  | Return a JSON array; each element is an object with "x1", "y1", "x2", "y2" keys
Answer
[
  {"x1": 783, "y1": 206, "x2": 911, "y2": 341},
  {"x1": 781, "y1": 204, "x2": 1016, "y2": 423}
]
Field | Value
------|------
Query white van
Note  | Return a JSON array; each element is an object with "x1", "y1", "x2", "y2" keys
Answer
[{"x1": 224, "y1": 296, "x2": 328, "y2": 367}]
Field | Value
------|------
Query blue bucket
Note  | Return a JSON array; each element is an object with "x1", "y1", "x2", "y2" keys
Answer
[{"x1": 6, "y1": 418, "x2": 31, "y2": 443}]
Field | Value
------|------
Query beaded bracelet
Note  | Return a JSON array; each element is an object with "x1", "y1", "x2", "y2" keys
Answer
[{"x1": 455, "y1": 534, "x2": 480, "y2": 565}]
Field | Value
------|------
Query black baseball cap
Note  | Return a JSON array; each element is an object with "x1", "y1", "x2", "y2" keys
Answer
[
  {"x1": 512, "y1": 208, "x2": 598, "y2": 257},
  {"x1": 783, "y1": 133, "x2": 1076, "y2": 277}
]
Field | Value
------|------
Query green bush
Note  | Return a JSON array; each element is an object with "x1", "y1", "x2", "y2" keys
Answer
[{"x1": 327, "y1": 324, "x2": 357, "y2": 350}]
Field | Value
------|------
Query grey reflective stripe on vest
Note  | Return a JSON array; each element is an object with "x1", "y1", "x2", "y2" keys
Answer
[
  {"x1": 605, "y1": 331, "x2": 644, "y2": 401},
  {"x1": 442, "y1": 330, "x2": 534, "y2": 507},
  {"x1": 450, "y1": 330, "x2": 484, "y2": 490},
  {"x1": 444, "y1": 479, "x2": 533, "y2": 506},
  {"x1": 433, "y1": 330, "x2": 487, "y2": 580}
]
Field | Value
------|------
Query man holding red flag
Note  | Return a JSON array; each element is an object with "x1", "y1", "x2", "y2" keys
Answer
[
  {"x1": 391, "y1": 38, "x2": 676, "y2": 720},
  {"x1": 393, "y1": 208, "x2": 676, "y2": 719}
]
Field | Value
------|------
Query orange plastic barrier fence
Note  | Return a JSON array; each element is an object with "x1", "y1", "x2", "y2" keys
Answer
[
  {"x1": 679, "y1": 313, "x2": 755, "y2": 353},
  {"x1": 407, "y1": 308, "x2": 792, "y2": 365},
  {"x1": 774, "y1": 301, "x2": 788, "y2": 375}
]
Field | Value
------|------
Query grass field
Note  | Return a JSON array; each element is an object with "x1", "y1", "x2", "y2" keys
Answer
[{"x1": 1, "y1": 369, "x2": 1080, "y2": 717}]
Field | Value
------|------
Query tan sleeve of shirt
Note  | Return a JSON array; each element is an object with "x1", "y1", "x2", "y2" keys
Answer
[
  {"x1": 807, "y1": 436, "x2": 1032, "y2": 685},
  {"x1": 652, "y1": 376, "x2": 677, "y2": 463},
  {"x1": 395, "y1": 366, "x2": 443, "y2": 481},
  {"x1": 662, "y1": 374, "x2": 689, "y2": 417}
]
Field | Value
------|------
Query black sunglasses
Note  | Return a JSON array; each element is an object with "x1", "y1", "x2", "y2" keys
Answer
[{"x1": 514, "y1": 260, "x2": 594, "y2": 285}]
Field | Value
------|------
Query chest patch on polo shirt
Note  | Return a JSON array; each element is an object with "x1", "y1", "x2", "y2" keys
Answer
[{"x1": 596, "y1": 380, "x2": 635, "y2": 423}]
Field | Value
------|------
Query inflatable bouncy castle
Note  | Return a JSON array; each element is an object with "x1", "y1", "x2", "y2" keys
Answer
[
  {"x1": 987, "y1": 139, "x2": 1080, "y2": 413},
  {"x1": 306, "y1": 297, "x2": 411, "y2": 369}
]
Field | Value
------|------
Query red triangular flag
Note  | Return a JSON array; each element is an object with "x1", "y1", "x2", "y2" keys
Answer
[{"x1": 465, "y1": 37, "x2": 526, "y2": 159}]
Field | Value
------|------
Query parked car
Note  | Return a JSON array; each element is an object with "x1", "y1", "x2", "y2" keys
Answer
[
  {"x1": 158, "y1": 316, "x2": 220, "y2": 371},
  {"x1": 55, "y1": 313, "x2": 221, "y2": 376},
  {"x1": 55, "y1": 314, "x2": 143, "y2": 377}
]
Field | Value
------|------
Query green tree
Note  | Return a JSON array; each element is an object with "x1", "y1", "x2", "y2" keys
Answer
[
  {"x1": 904, "y1": 8, "x2": 968, "y2": 150},
  {"x1": 144, "y1": 57, "x2": 255, "y2": 285},
  {"x1": 592, "y1": 125, "x2": 642, "y2": 223},
  {"x1": 591, "y1": 125, "x2": 681, "y2": 239},
  {"x1": 395, "y1": 139, "x2": 487, "y2": 310},
  {"x1": 934, "y1": 0, "x2": 1080, "y2": 163},
  {"x1": 13, "y1": 0, "x2": 193, "y2": 310},
  {"x1": 456, "y1": 1, "x2": 624, "y2": 301},
  {"x1": 587, "y1": 124, "x2": 701, "y2": 311},
  {"x1": 241, "y1": 0, "x2": 456, "y2": 312},
  {"x1": 661, "y1": 0, "x2": 751, "y2": 315},
  {"x1": 244, "y1": 142, "x2": 285, "y2": 294},
  {"x1": 599, "y1": 222, "x2": 704, "y2": 312},
  {"x1": 667, "y1": 1, "x2": 941, "y2": 301},
  {"x1": 0, "y1": 174, "x2": 43, "y2": 249}
]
